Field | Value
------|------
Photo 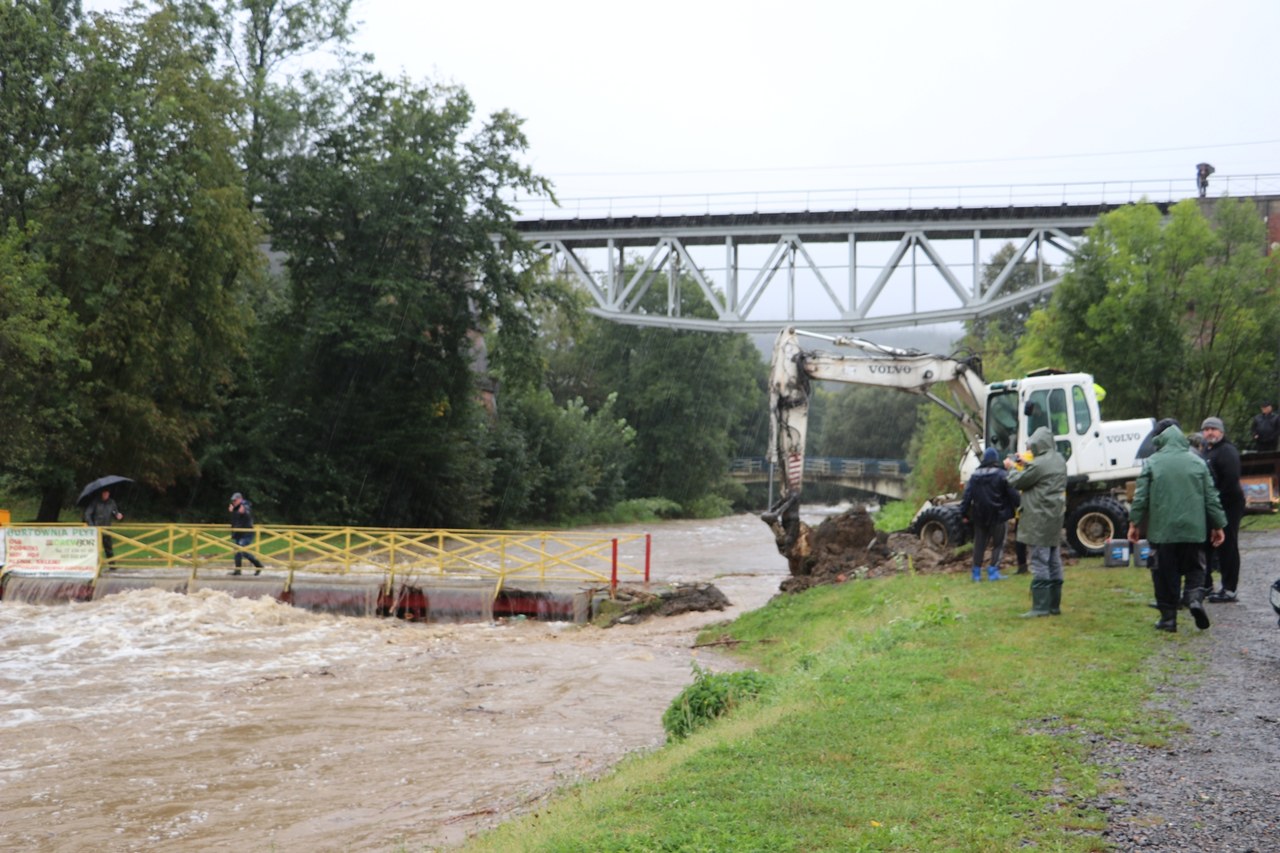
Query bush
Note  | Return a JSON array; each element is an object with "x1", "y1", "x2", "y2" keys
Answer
[
  {"x1": 873, "y1": 501, "x2": 917, "y2": 533},
  {"x1": 684, "y1": 494, "x2": 734, "y2": 519},
  {"x1": 605, "y1": 498, "x2": 683, "y2": 523},
  {"x1": 662, "y1": 662, "x2": 769, "y2": 742}
]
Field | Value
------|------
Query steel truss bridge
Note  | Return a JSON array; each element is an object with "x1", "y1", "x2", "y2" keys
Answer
[{"x1": 514, "y1": 177, "x2": 1280, "y2": 334}]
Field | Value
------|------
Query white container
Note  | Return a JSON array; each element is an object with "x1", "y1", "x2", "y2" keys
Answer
[{"x1": 1103, "y1": 538, "x2": 1131, "y2": 567}]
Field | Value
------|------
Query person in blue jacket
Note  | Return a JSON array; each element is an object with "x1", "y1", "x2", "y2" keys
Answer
[{"x1": 959, "y1": 447, "x2": 1021, "y2": 582}]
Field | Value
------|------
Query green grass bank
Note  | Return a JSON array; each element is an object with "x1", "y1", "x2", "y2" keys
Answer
[{"x1": 463, "y1": 557, "x2": 1210, "y2": 853}]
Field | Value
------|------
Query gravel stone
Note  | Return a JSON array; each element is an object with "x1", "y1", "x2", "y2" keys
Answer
[{"x1": 1088, "y1": 527, "x2": 1280, "y2": 851}]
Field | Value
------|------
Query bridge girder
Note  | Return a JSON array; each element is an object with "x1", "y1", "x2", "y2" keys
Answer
[{"x1": 517, "y1": 204, "x2": 1117, "y2": 333}]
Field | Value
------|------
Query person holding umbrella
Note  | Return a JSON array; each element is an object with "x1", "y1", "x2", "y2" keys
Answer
[
  {"x1": 228, "y1": 492, "x2": 264, "y2": 575},
  {"x1": 83, "y1": 487, "x2": 124, "y2": 569}
]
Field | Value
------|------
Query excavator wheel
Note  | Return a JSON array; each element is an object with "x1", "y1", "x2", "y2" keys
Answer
[
  {"x1": 913, "y1": 505, "x2": 968, "y2": 551},
  {"x1": 1065, "y1": 496, "x2": 1128, "y2": 557}
]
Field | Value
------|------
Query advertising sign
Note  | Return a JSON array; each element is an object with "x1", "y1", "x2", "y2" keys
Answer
[{"x1": 1, "y1": 527, "x2": 100, "y2": 576}]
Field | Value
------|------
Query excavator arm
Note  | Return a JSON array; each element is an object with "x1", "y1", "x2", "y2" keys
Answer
[{"x1": 761, "y1": 327, "x2": 988, "y2": 569}]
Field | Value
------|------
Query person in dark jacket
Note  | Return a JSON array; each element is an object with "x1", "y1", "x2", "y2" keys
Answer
[
  {"x1": 1200, "y1": 417, "x2": 1244, "y2": 601},
  {"x1": 1006, "y1": 427, "x2": 1068, "y2": 617},
  {"x1": 1250, "y1": 402, "x2": 1280, "y2": 452},
  {"x1": 228, "y1": 492, "x2": 264, "y2": 575},
  {"x1": 960, "y1": 447, "x2": 1020, "y2": 582},
  {"x1": 1128, "y1": 427, "x2": 1226, "y2": 632},
  {"x1": 84, "y1": 489, "x2": 123, "y2": 568}
]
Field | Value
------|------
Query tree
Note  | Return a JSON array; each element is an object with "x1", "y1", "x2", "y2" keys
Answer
[
  {"x1": 1, "y1": 4, "x2": 263, "y2": 518},
  {"x1": 548, "y1": 265, "x2": 764, "y2": 512},
  {"x1": 1024, "y1": 199, "x2": 1280, "y2": 429},
  {"x1": 172, "y1": 0, "x2": 358, "y2": 208},
  {"x1": 243, "y1": 70, "x2": 557, "y2": 526},
  {"x1": 0, "y1": 225, "x2": 84, "y2": 484},
  {"x1": 808, "y1": 386, "x2": 924, "y2": 460}
]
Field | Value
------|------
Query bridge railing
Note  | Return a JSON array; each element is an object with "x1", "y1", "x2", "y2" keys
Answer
[
  {"x1": 516, "y1": 173, "x2": 1280, "y2": 220},
  {"x1": 4, "y1": 524, "x2": 652, "y2": 596},
  {"x1": 730, "y1": 457, "x2": 911, "y2": 477}
]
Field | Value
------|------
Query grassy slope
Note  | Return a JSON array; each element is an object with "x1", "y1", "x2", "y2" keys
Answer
[{"x1": 463, "y1": 560, "x2": 1202, "y2": 853}]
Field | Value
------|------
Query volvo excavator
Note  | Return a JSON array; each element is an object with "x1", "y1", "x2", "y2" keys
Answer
[{"x1": 761, "y1": 327, "x2": 1154, "y2": 569}]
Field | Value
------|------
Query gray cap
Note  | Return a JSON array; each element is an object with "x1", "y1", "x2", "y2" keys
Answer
[
  {"x1": 1200, "y1": 416, "x2": 1224, "y2": 431},
  {"x1": 231, "y1": 492, "x2": 243, "y2": 501}
]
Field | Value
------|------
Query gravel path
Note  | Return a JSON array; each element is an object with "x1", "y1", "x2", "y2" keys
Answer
[{"x1": 1091, "y1": 527, "x2": 1280, "y2": 851}]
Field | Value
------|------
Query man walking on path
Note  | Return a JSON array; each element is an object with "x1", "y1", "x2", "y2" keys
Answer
[
  {"x1": 960, "y1": 446, "x2": 1020, "y2": 581},
  {"x1": 228, "y1": 492, "x2": 264, "y2": 576},
  {"x1": 1200, "y1": 417, "x2": 1244, "y2": 602},
  {"x1": 1006, "y1": 426, "x2": 1067, "y2": 617},
  {"x1": 1127, "y1": 427, "x2": 1226, "y2": 633}
]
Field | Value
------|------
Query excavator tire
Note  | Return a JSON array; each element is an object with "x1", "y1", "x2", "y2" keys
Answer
[
  {"x1": 913, "y1": 505, "x2": 968, "y2": 551},
  {"x1": 1065, "y1": 496, "x2": 1128, "y2": 557}
]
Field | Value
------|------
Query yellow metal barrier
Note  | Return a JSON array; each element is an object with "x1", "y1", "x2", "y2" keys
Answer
[{"x1": 20, "y1": 524, "x2": 651, "y2": 598}]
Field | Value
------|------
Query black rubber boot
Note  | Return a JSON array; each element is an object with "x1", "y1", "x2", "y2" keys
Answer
[
  {"x1": 1188, "y1": 589, "x2": 1210, "y2": 630},
  {"x1": 1048, "y1": 580, "x2": 1063, "y2": 615},
  {"x1": 1154, "y1": 607, "x2": 1177, "y2": 632}
]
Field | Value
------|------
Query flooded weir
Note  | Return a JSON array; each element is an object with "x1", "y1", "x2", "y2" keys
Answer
[{"x1": 0, "y1": 523, "x2": 650, "y2": 623}]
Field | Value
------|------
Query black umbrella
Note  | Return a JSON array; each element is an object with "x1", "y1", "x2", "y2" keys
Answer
[{"x1": 76, "y1": 475, "x2": 134, "y2": 506}]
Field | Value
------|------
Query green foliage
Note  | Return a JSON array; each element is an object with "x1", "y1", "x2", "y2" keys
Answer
[
  {"x1": 235, "y1": 69, "x2": 556, "y2": 526},
  {"x1": 905, "y1": 402, "x2": 969, "y2": 505},
  {"x1": 808, "y1": 385, "x2": 924, "y2": 458},
  {"x1": 872, "y1": 500, "x2": 917, "y2": 533},
  {"x1": 683, "y1": 494, "x2": 735, "y2": 519},
  {"x1": 661, "y1": 662, "x2": 769, "y2": 742},
  {"x1": 600, "y1": 497, "x2": 684, "y2": 523},
  {"x1": 546, "y1": 273, "x2": 765, "y2": 512},
  {"x1": 0, "y1": 224, "x2": 84, "y2": 479},
  {"x1": 1, "y1": 4, "x2": 263, "y2": 518},
  {"x1": 1024, "y1": 198, "x2": 1280, "y2": 430},
  {"x1": 484, "y1": 390, "x2": 635, "y2": 525}
]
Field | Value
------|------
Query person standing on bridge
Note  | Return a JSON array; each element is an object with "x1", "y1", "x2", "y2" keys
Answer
[
  {"x1": 1196, "y1": 162, "x2": 1215, "y2": 198},
  {"x1": 84, "y1": 489, "x2": 123, "y2": 569},
  {"x1": 228, "y1": 492, "x2": 264, "y2": 576},
  {"x1": 1005, "y1": 427, "x2": 1067, "y2": 617},
  {"x1": 960, "y1": 447, "x2": 1020, "y2": 582}
]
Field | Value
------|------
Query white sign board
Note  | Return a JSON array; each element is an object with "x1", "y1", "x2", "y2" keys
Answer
[{"x1": 2, "y1": 527, "x2": 100, "y2": 576}]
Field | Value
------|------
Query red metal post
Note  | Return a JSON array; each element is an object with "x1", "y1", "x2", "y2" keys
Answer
[
  {"x1": 645, "y1": 533, "x2": 651, "y2": 583},
  {"x1": 611, "y1": 538, "x2": 618, "y2": 594}
]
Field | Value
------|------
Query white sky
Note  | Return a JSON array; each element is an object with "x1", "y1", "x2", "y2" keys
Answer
[{"x1": 84, "y1": 0, "x2": 1279, "y2": 214}]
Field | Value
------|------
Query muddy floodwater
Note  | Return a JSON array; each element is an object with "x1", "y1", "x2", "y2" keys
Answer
[{"x1": 0, "y1": 513, "x2": 795, "y2": 851}]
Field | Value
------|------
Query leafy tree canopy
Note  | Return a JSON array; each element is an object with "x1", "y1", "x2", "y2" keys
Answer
[{"x1": 1021, "y1": 198, "x2": 1280, "y2": 432}]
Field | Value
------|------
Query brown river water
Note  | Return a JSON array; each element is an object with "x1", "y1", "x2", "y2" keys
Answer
[{"x1": 0, "y1": 512, "x2": 803, "y2": 851}]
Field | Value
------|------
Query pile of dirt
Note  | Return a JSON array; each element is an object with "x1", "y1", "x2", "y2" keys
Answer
[
  {"x1": 593, "y1": 583, "x2": 731, "y2": 627},
  {"x1": 777, "y1": 507, "x2": 971, "y2": 593}
]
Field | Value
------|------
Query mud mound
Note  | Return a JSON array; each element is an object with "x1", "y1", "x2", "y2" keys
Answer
[
  {"x1": 778, "y1": 507, "x2": 971, "y2": 593},
  {"x1": 593, "y1": 583, "x2": 731, "y2": 627}
]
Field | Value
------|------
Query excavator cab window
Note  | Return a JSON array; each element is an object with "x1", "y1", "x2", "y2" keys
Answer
[
  {"x1": 1025, "y1": 388, "x2": 1073, "y2": 461},
  {"x1": 985, "y1": 390, "x2": 1019, "y2": 459},
  {"x1": 1072, "y1": 385, "x2": 1092, "y2": 435}
]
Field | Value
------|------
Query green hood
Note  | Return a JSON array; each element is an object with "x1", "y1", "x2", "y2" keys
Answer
[
  {"x1": 1153, "y1": 426, "x2": 1189, "y2": 453},
  {"x1": 1028, "y1": 426, "x2": 1055, "y2": 457}
]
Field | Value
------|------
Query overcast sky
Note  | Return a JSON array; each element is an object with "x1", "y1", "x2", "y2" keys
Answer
[{"x1": 82, "y1": 0, "x2": 1278, "y2": 215}]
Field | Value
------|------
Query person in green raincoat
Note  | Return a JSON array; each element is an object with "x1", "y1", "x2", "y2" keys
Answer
[
  {"x1": 1005, "y1": 426, "x2": 1067, "y2": 617},
  {"x1": 1127, "y1": 427, "x2": 1226, "y2": 633}
]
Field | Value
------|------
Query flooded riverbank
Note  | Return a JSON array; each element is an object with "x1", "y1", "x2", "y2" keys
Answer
[{"x1": 0, "y1": 513, "x2": 790, "y2": 851}]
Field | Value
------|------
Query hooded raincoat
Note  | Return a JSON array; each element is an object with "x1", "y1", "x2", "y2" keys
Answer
[
  {"x1": 1006, "y1": 426, "x2": 1067, "y2": 547},
  {"x1": 1129, "y1": 427, "x2": 1227, "y2": 544}
]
